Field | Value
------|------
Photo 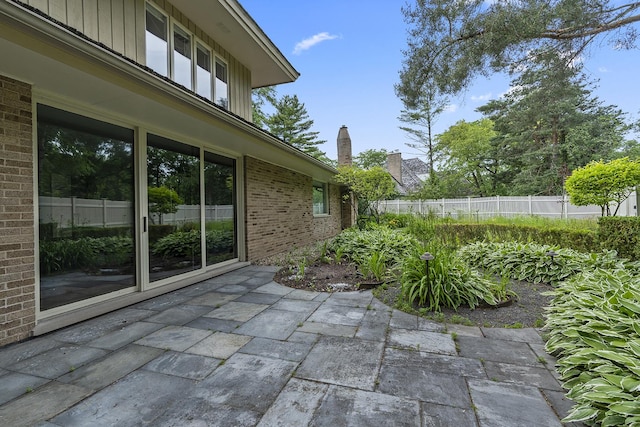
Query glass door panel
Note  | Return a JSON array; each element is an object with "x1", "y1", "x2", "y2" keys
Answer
[
  {"x1": 37, "y1": 105, "x2": 136, "y2": 311},
  {"x1": 147, "y1": 134, "x2": 201, "y2": 282},
  {"x1": 204, "y1": 152, "x2": 236, "y2": 265}
]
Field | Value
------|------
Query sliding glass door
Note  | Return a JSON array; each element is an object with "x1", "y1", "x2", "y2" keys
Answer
[
  {"x1": 37, "y1": 105, "x2": 136, "y2": 310},
  {"x1": 37, "y1": 105, "x2": 240, "y2": 311},
  {"x1": 147, "y1": 135, "x2": 201, "y2": 282}
]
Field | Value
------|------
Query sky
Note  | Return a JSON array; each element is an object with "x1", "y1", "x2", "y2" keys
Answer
[{"x1": 240, "y1": 1, "x2": 640, "y2": 162}]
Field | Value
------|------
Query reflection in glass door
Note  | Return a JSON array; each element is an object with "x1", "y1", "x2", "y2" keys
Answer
[
  {"x1": 37, "y1": 105, "x2": 136, "y2": 310},
  {"x1": 147, "y1": 134, "x2": 201, "y2": 282},
  {"x1": 204, "y1": 152, "x2": 236, "y2": 265}
]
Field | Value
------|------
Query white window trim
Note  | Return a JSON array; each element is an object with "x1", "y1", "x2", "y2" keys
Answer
[
  {"x1": 145, "y1": 2, "x2": 170, "y2": 77},
  {"x1": 214, "y1": 55, "x2": 229, "y2": 109},
  {"x1": 145, "y1": 2, "x2": 230, "y2": 110},
  {"x1": 194, "y1": 38, "x2": 213, "y2": 101},
  {"x1": 313, "y1": 181, "x2": 329, "y2": 216}
]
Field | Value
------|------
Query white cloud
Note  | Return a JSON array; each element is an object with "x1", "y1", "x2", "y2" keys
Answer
[
  {"x1": 444, "y1": 104, "x2": 458, "y2": 113},
  {"x1": 471, "y1": 93, "x2": 492, "y2": 102},
  {"x1": 293, "y1": 32, "x2": 339, "y2": 55},
  {"x1": 598, "y1": 66, "x2": 609, "y2": 73}
]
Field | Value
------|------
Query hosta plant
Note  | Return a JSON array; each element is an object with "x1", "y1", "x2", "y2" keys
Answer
[
  {"x1": 545, "y1": 269, "x2": 640, "y2": 426},
  {"x1": 457, "y1": 241, "x2": 639, "y2": 285}
]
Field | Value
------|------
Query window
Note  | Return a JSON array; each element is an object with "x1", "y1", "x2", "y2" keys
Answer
[
  {"x1": 313, "y1": 182, "x2": 329, "y2": 215},
  {"x1": 145, "y1": 4, "x2": 168, "y2": 77},
  {"x1": 215, "y1": 58, "x2": 228, "y2": 109},
  {"x1": 37, "y1": 105, "x2": 136, "y2": 310},
  {"x1": 145, "y1": 2, "x2": 230, "y2": 110},
  {"x1": 147, "y1": 135, "x2": 201, "y2": 282},
  {"x1": 172, "y1": 25, "x2": 192, "y2": 89},
  {"x1": 196, "y1": 43, "x2": 212, "y2": 100}
]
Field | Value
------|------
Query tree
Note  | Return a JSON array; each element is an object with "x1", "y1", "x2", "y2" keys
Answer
[
  {"x1": 436, "y1": 119, "x2": 499, "y2": 196},
  {"x1": 148, "y1": 186, "x2": 183, "y2": 224},
  {"x1": 353, "y1": 149, "x2": 388, "y2": 169},
  {"x1": 564, "y1": 157, "x2": 640, "y2": 216},
  {"x1": 477, "y1": 51, "x2": 631, "y2": 195},
  {"x1": 334, "y1": 166, "x2": 397, "y2": 223},
  {"x1": 251, "y1": 86, "x2": 277, "y2": 129},
  {"x1": 265, "y1": 94, "x2": 329, "y2": 162},
  {"x1": 398, "y1": 0, "x2": 640, "y2": 103}
]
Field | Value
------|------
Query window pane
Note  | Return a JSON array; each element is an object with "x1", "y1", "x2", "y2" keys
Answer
[
  {"x1": 37, "y1": 105, "x2": 136, "y2": 311},
  {"x1": 215, "y1": 59, "x2": 228, "y2": 109},
  {"x1": 145, "y1": 5, "x2": 168, "y2": 76},
  {"x1": 147, "y1": 135, "x2": 201, "y2": 282},
  {"x1": 313, "y1": 183, "x2": 328, "y2": 215},
  {"x1": 173, "y1": 26, "x2": 192, "y2": 89},
  {"x1": 204, "y1": 152, "x2": 236, "y2": 265},
  {"x1": 196, "y1": 44, "x2": 212, "y2": 100}
]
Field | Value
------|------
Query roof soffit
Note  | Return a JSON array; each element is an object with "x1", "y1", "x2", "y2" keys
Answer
[{"x1": 169, "y1": 0, "x2": 299, "y2": 88}]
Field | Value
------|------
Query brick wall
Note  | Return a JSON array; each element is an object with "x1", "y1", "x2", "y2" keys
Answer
[
  {"x1": 0, "y1": 75, "x2": 36, "y2": 347},
  {"x1": 244, "y1": 157, "x2": 342, "y2": 261}
]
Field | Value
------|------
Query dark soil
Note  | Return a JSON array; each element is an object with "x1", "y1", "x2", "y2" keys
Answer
[{"x1": 272, "y1": 261, "x2": 553, "y2": 328}]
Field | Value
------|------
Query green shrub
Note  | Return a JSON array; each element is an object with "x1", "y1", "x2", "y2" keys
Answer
[
  {"x1": 39, "y1": 236, "x2": 133, "y2": 274},
  {"x1": 400, "y1": 243, "x2": 503, "y2": 311},
  {"x1": 151, "y1": 230, "x2": 233, "y2": 259},
  {"x1": 457, "y1": 241, "x2": 637, "y2": 285},
  {"x1": 598, "y1": 216, "x2": 640, "y2": 261},
  {"x1": 545, "y1": 269, "x2": 640, "y2": 425},
  {"x1": 148, "y1": 224, "x2": 176, "y2": 244},
  {"x1": 329, "y1": 225, "x2": 418, "y2": 268},
  {"x1": 433, "y1": 223, "x2": 598, "y2": 252}
]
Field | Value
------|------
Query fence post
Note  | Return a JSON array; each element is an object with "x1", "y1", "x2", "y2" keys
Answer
[
  {"x1": 442, "y1": 198, "x2": 445, "y2": 218},
  {"x1": 496, "y1": 195, "x2": 500, "y2": 216},
  {"x1": 71, "y1": 196, "x2": 77, "y2": 228},
  {"x1": 102, "y1": 198, "x2": 108, "y2": 228},
  {"x1": 467, "y1": 197, "x2": 471, "y2": 219},
  {"x1": 528, "y1": 195, "x2": 532, "y2": 215}
]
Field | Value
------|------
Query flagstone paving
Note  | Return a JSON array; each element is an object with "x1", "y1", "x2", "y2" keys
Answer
[{"x1": 0, "y1": 265, "x2": 583, "y2": 426}]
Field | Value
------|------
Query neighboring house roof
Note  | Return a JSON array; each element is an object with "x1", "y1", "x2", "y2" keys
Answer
[{"x1": 395, "y1": 157, "x2": 431, "y2": 195}]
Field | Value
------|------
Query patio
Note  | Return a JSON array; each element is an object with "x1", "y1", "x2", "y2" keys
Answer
[{"x1": 0, "y1": 265, "x2": 580, "y2": 426}]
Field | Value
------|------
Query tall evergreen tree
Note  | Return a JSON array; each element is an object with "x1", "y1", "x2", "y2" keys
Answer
[
  {"x1": 478, "y1": 52, "x2": 630, "y2": 195},
  {"x1": 265, "y1": 94, "x2": 329, "y2": 162}
]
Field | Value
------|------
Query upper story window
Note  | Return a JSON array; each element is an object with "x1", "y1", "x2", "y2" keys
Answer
[
  {"x1": 145, "y1": 2, "x2": 229, "y2": 109},
  {"x1": 145, "y1": 4, "x2": 168, "y2": 77},
  {"x1": 196, "y1": 43, "x2": 212, "y2": 100},
  {"x1": 172, "y1": 24, "x2": 192, "y2": 89},
  {"x1": 215, "y1": 58, "x2": 228, "y2": 109}
]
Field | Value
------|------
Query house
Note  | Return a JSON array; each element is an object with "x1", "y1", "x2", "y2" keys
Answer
[
  {"x1": 0, "y1": 0, "x2": 349, "y2": 347},
  {"x1": 386, "y1": 152, "x2": 430, "y2": 195}
]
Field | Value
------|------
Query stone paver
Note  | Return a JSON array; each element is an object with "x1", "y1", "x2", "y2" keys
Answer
[
  {"x1": 296, "y1": 336, "x2": 384, "y2": 390},
  {"x1": 468, "y1": 379, "x2": 563, "y2": 427},
  {"x1": 0, "y1": 265, "x2": 576, "y2": 426}
]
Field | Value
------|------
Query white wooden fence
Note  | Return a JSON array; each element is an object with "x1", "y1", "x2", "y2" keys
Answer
[
  {"x1": 39, "y1": 196, "x2": 233, "y2": 228},
  {"x1": 378, "y1": 193, "x2": 638, "y2": 219}
]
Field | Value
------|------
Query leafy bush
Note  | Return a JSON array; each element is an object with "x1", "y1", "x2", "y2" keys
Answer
[
  {"x1": 433, "y1": 223, "x2": 598, "y2": 253},
  {"x1": 152, "y1": 230, "x2": 233, "y2": 259},
  {"x1": 329, "y1": 225, "x2": 418, "y2": 269},
  {"x1": 39, "y1": 236, "x2": 133, "y2": 274},
  {"x1": 599, "y1": 216, "x2": 640, "y2": 261},
  {"x1": 457, "y1": 242, "x2": 637, "y2": 285},
  {"x1": 400, "y1": 243, "x2": 503, "y2": 311},
  {"x1": 545, "y1": 269, "x2": 640, "y2": 425}
]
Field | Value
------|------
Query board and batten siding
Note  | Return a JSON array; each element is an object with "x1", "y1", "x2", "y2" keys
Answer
[{"x1": 23, "y1": 0, "x2": 253, "y2": 120}]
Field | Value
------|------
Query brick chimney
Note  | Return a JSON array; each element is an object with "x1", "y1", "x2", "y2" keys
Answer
[
  {"x1": 386, "y1": 152, "x2": 402, "y2": 184},
  {"x1": 337, "y1": 125, "x2": 352, "y2": 166}
]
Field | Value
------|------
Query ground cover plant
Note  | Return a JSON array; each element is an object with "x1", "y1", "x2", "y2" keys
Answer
[{"x1": 545, "y1": 269, "x2": 640, "y2": 425}]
